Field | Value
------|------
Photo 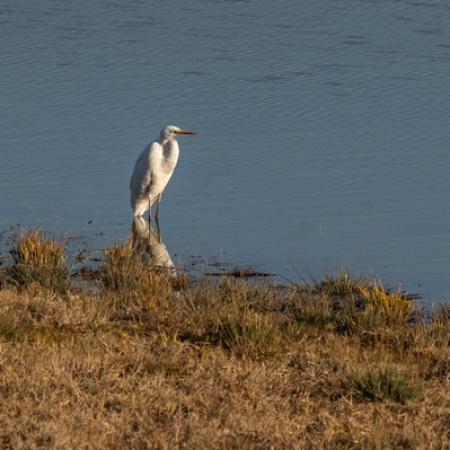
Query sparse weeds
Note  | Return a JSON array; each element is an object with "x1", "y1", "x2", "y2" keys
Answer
[{"x1": 7, "y1": 230, "x2": 69, "y2": 295}]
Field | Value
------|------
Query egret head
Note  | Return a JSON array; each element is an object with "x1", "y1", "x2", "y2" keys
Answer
[{"x1": 160, "y1": 125, "x2": 197, "y2": 141}]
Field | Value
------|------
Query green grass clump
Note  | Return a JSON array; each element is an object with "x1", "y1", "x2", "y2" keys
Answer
[
  {"x1": 217, "y1": 310, "x2": 284, "y2": 359},
  {"x1": 8, "y1": 230, "x2": 69, "y2": 295},
  {"x1": 314, "y1": 269, "x2": 368, "y2": 299},
  {"x1": 354, "y1": 368, "x2": 418, "y2": 403},
  {"x1": 307, "y1": 270, "x2": 414, "y2": 333},
  {"x1": 0, "y1": 316, "x2": 29, "y2": 343}
]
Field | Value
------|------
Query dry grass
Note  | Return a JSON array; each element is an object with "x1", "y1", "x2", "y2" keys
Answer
[
  {"x1": 6, "y1": 230, "x2": 69, "y2": 295},
  {"x1": 0, "y1": 240, "x2": 448, "y2": 449},
  {"x1": 100, "y1": 240, "x2": 174, "y2": 299}
]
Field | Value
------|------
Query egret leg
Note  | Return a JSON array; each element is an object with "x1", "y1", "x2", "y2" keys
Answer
[
  {"x1": 155, "y1": 194, "x2": 161, "y2": 223},
  {"x1": 156, "y1": 219, "x2": 161, "y2": 243},
  {"x1": 131, "y1": 219, "x2": 137, "y2": 248},
  {"x1": 155, "y1": 194, "x2": 162, "y2": 242},
  {"x1": 148, "y1": 196, "x2": 152, "y2": 241}
]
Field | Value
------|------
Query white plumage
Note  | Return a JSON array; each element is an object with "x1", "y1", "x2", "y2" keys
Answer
[{"x1": 130, "y1": 125, "x2": 197, "y2": 219}]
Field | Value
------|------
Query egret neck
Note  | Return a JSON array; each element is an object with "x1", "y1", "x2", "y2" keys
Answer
[{"x1": 159, "y1": 134, "x2": 180, "y2": 170}]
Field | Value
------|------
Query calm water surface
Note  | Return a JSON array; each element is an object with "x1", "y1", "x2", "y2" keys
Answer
[{"x1": 1, "y1": 0, "x2": 450, "y2": 300}]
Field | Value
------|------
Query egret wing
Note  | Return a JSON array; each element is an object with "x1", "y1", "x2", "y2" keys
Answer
[{"x1": 130, "y1": 142, "x2": 160, "y2": 200}]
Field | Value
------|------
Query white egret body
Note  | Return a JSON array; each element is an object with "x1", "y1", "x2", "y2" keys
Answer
[{"x1": 130, "y1": 125, "x2": 197, "y2": 219}]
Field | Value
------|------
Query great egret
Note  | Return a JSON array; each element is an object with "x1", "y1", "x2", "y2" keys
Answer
[{"x1": 130, "y1": 125, "x2": 197, "y2": 221}]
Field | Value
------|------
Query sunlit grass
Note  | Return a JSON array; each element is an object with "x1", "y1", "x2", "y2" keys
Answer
[
  {"x1": 0, "y1": 232, "x2": 448, "y2": 448},
  {"x1": 359, "y1": 284, "x2": 412, "y2": 321},
  {"x1": 100, "y1": 240, "x2": 179, "y2": 310},
  {"x1": 303, "y1": 269, "x2": 415, "y2": 333},
  {"x1": 7, "y1": 230, "x2": 69, "y2": 295}
]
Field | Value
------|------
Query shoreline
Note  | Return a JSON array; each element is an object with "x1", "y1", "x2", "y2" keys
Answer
[{"x1": 1, "y1": 224, "x2": 444, "y2": 306}]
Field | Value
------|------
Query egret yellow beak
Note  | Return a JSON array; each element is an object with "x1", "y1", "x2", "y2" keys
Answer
[{"x1": 174, "y1": 129, "x2": 198, "y2": 135}]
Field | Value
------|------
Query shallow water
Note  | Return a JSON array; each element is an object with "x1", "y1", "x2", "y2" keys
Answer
[{"x1": 1, "y1": 0, "x2": 450, "y2": 300}]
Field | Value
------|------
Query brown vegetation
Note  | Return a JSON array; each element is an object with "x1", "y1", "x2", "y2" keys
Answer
[
  {"x1": 6, "y1": 230, "x2": 69, "y2": 295},
  {"x1": 0, "y1": 233, "x2": 448, "y2": 449}
]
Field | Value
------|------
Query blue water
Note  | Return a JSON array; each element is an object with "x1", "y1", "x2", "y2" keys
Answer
[{"x1": 1, "y1": 0, "x2": 450, "y2": 300}]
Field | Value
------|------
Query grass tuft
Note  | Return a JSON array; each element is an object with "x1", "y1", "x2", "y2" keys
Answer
[
  {"x1": 7, "y1": 230, "x2": 69, "y2": 295},
  {"x1": 307, "y1": 270, "x2": 415, "y2": 333},
  {"x1": 428, "y1": 305, "x2": 450, "y2": 347},
  {"x1": 359, "y1": 284, "x2": 412, "y2": 322},
  {"x1": 314, "y1": 268, "x2": 368, "y2": 299},
  {"x1": 100, "y1": 241, "x2": 174, "y2": 306},
  {"x1": 216, "y1": 310, "x2": 284, "y2": 359},
  {"x1": 354, "y1": 367, "x2": 418, "y2": 403}
]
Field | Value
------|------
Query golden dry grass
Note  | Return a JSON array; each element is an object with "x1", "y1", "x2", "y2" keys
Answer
[
  {"x1": 0, "y1": 241, "x2": 448, "y2": 449},
  {"x1": 6, "y1": 230, "x2": 69, "y2": 295}
]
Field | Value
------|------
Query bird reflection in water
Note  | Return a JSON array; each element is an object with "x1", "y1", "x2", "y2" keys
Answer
[{"x1": 131, "y1": 216, "x2": 176, "y2": 275}]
